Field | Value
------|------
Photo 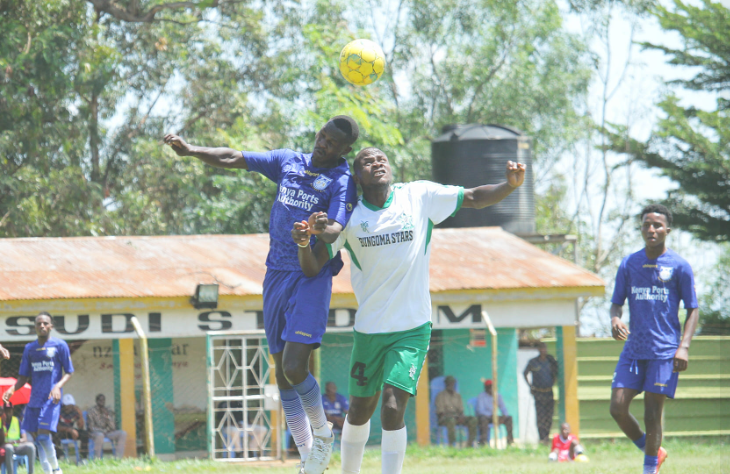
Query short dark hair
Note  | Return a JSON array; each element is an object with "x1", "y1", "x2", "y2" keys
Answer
[
  {"x1": 36, "y1": 311, "x2": 52, "y2": 323},
  {"x1": 330, "y1": 115, "x2": 359, "y2": 145},
  {"x1": 641, "y1": 204, "x2": 672, "y2": 227}
]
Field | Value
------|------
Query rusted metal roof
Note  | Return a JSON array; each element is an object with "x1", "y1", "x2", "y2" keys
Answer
[{"x1": 0, "y1": 227, "x2": 603, "y2": 302}]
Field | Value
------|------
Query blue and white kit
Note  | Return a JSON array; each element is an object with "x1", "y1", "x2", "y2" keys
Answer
[
  {"x1": 245, "y1": 149, "x2": 357, "y2": 353},
  {"x1": 610, "y1": 248, "x2": 698, "y2": 398}
]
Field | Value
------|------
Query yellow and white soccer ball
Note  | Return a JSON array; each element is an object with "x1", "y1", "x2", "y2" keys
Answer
[{"x1": 339, "y1": 39, "x2": 386, "y2": 86}]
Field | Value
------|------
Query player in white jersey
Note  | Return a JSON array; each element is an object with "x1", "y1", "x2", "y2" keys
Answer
[{"x1": 291, "y1": 147, "x2": 525, "y2": 474}]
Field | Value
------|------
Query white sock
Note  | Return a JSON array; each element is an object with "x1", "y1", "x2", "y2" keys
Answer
[
  {"x1": 341, "y1": 418, "x2": 370, "y2": 474},
  {"x1": 381, "y1": 427, "x2": 407, "y2": 474}
]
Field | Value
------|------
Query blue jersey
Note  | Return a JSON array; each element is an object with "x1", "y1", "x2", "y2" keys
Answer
[
  {"x1": 322, "y1": 392, "x2": 349, "y2": 418},
  {"x1": 244, "y1": 149, "x2": 357, "y2": 271},
  {"x1": 18, "y1": 337, "x2": 74, "y2": 408},
  {"x1": 611, "y1": 248, "x2": 698, "y2": 359}
]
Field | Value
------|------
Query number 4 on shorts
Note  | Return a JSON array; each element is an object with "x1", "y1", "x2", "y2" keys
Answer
[{"x1": 351, "y1": 362, "x2": 368, "y2": 386}]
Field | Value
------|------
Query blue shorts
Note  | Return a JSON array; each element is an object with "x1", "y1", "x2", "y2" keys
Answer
[
  {"x1": 263, "y1": 265, "x2": 333, "y2": 354},
  {"x1": 611, "y1": 355, "x2": 679, "y2": 399},
  {"x1": 22, "y1": 399, "x2": 61, "y2": 433}
]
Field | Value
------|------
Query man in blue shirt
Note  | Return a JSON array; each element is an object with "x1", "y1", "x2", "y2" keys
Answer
[
  {"x1": 164, "y1": 117, "x2": 359, "y2": 474},
  {"x1": 3, "y1": 312, "x2": 73, "y2": 474},
  {"x1": 609, "y1": 204, "x2": 699, "y2": 474},
  {"x1": 321, "y1": 382, "x2": 348, "y2": 433},
  {"x1": 474, "y1": 380, "x2": 513, "y2": 445}
]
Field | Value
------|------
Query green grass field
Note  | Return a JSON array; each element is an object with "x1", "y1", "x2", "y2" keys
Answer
[{"x1": 57, "y1": 438, "x2": 730, "y2": 474}]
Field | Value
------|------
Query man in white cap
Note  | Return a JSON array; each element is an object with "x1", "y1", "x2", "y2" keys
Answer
[{"x1": 57, "y1": 394, "x2": 87, "y2": 458}]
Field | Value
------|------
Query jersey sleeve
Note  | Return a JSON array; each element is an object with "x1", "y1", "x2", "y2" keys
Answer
[
  {"x1": 325, "y1": 229, "x2": 347, "y2": 259},
  {"x1": 328, "y1": 175, "x2": 358, "y2": 227},
  {"x1": 60, "y1": 341, "x2": 74, "y2": 374},
  {"x1": 611, "y1": 257, "x2": 629, "y2": 306},
  {"x1": 340, "y1": 394, "x2": 350, "y2": 412},
  {"x1": 242, "y1": 149, "x2": 288, "y2": 183},
  {"x1": 678, "y1": 260, "x2": 698, "y2": 309},
  {"x1": 417, "y1": 181, "x2": 464, "y2": 225},
  {"x1": 18, "y1": 345, "x2": 31, "y2": 378}
]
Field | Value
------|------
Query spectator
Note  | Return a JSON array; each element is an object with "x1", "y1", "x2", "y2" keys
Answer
[
  {"x1": 523, "y1": 342, "x2": 558, "y2": 442},
  {"x1": 56, "y1": 394, "x2": 88, "y2": 457},
  {"x1": 321, "y1": 382, "x2": 348, "y2": 433},
  {"x1": 474, "y1": 380, "x2": 514, "y2": 445},
  {"x1": 216, "y1": 398, "x2": 267, "y2": 457},
  {"x1": 434, "y1": 376, "x2": 477, "y2": 447},
  {"x1": 549, "y1": 422, "x2": 588, "y2": 462},
  {"x1": 2, "y1": 402, "x2": 36, "y2": 473},
  {"x1": 87, "y1": 393, "x2": 127, "y2": 459}
]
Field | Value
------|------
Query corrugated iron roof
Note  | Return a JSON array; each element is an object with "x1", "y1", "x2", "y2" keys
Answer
[{"x1": 0, "y1": 227, "x2": 604, "y2": 302}]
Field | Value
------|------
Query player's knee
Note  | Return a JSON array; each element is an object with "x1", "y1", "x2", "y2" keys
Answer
[
  {"x1": 609, "y1": 401, "x2": 626, "y2": 420},
  {"x1": 281, "y1": 359, "x2": 308, "y2": 385}
]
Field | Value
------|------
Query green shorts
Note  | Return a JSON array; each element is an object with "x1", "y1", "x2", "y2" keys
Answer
[{"x1": 349, "y1": 322, "x2": 431, "y2": 398}]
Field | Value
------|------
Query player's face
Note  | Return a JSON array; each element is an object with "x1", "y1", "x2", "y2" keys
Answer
[
  {"x1": 560, "y1": 424, "x2": 570, "y2": 438},
  {"x1": 356, "y1": 150, "x2": 392, "y2": 187},
  {"x1": 35, "y1": 315, "x2": 53, "y2": 337},
  {"x1": 641, "y1": 212, "x2": 670, "y2": 248},
  {"x1": 313, "y1": 127, "x2": 351, "y2": 163}
]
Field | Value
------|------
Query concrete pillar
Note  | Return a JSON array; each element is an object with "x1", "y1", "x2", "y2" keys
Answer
[
  {"x1": 416, "y1": 356, "x2": 430, "y2": 446},
  {"x1": 556, "y1": 326, "x2": 580, "y2": 436},
  {"x1": 113, "y1": 339, "x2": 138, "y2": 457}
]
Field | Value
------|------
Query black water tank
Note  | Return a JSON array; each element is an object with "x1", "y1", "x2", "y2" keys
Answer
[{"x1": 431, "y1": 124, "x2": 535, "y2": 234}]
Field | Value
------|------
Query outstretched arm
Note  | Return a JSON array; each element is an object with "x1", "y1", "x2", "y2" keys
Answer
[
  {"x1": 0, "y1": 344, "x2": 8, "y2": 359},
  {"x1": 163, "y1": 134, "x2": 248, "y2": 169},
  {"x1": 292, "y1": 221, "x2": 331, "y2": 278},
  {"x1": 461, "y1": 161, "x2": 526, "y2": 209},
  {"x1": 674, "y1": 307, "x2": 700, "y2": 372}
]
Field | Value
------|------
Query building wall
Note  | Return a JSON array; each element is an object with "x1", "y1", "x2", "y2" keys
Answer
[{"x1": 441, "y1": 328, "x2": 519, "y2": 438}]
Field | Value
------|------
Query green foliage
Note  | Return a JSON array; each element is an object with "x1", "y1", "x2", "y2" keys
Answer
[
  {"x1": 0, "y1": 0, "x2": 592, "y2": 238},
  {"x1": 607, "y1": 0, "x2": 730, "y2": 241},
  {"x1": 699, "y1": 244, "x2": 730, "y2": 335}
]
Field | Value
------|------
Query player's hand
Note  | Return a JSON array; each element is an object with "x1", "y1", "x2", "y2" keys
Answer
[
  {"x1": 0, "y1": 344, "x2": 9, "y2": 359},
  {"x1": 611, "y1": 317, "x2": 630, "y2": 341},
  {"x1": 49, "y1": 386, "x2": 62, "y2": 404},
  {"x1": 163, "y1": 133, "x2": 193, "y2": 156},
  {"x1": 291, "y1": 220, "x2": 311, "y2": 247},
  {"x1": 2, "y1": 387, "x2": 14, "y2": 403},
  {"x1": 673, "y1": 347, "x2": 689, "y2": 372},
  {"x1": 506, "y1": 161, "x2": 526, "y2": 188},
  {"x1": 307, "y1": 212, "x2": 328, "y2": 235}
]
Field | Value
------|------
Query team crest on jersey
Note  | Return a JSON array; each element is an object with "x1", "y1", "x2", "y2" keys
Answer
[
  {"x1": 658, "y1": 266, "x2": 674, "y2": 281},
  {"x1": 399, "y1": 213, "x2": 414, "y2": 231},
  {"x1": 45, "y1": 347, "x2": 56, "y2": 358},
  {"x1": 312, "y1": 175, "x2": 333, "y2": 191},
  {"x1": 360, "y1": 220, "x2": 370, "y2": 233}
]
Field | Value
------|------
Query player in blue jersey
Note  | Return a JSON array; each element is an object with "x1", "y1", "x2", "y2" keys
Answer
[
  {"x1": 608, "y1": 204, "x2": 699, "y2": 474},
  {"x1": 164, "y1": 117, "x2": 359, "y2": 474},
  {"x1": 3, "y1": 312, "x2": 73, "y2": 474}
]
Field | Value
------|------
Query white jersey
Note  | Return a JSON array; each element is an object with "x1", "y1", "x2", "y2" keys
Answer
[{"x1": 326, "y1": 181, "x2": 463, "y2": 334}]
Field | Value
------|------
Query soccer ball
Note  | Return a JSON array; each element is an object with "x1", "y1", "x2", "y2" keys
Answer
[{"x1": 339, "y1": 39, "x2": 386, "y2": 86}]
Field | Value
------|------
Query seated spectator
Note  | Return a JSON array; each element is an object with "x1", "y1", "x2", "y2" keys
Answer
[
  {"x1": 435, "y1": 375, "x2": 477, "y2": 447},
  {"x1": 87, "y1": 394, "x2": 127, "y2": 459},
  {"x1": 216, "y1": 399, "x2": 268, "y2": 457},
  {"x1": 549, "y1": 422, "x2": 588, "y2": 462},
  {"x1": 321, "y1": 382, "x2": 348, "y2": 433},
  {"x1": 56, "y1": 394, "x2": 88, "y2": 457},
  {"x1": 2, "y1": 402, "x2": 36, "y2": 473},
  {"x1": 475, "y1": 380, "x2": 514, "y2": 445}
]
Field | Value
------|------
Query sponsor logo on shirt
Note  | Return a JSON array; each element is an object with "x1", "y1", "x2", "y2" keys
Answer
[
  {"x1": 31, "y1": 360, "x2": 55, "y2": 372},
  {"x1": 277, "y1": 184, "x2": 320, "y2": 211},
  {"x1": 631, "y1": 286, "x2": 669, "y2": 303},
  {"x1": 312, "y1": 175, "x2": 333, "y2": 191},
  {"x1": 658, "y1": 266, "x2": 674, "y2": 282},
  {"x1": 358, "y1": 230, "x2": 414, "y2": 248}
]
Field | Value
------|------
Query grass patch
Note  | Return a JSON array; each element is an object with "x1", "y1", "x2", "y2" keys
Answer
[{"x1": 58, "y1": 437, "x2": 730, "y2": 474}]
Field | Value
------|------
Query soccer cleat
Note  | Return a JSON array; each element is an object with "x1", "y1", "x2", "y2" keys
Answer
[
  {"x1": 304, "y1": 421, "x2": 335, "y2": 474},
  {"x1": 657, "y1": 446, "x2": 668, "y2": 473},
  {"x1": 296, "y1": 462, "x2": 305, "y2": 474}
]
